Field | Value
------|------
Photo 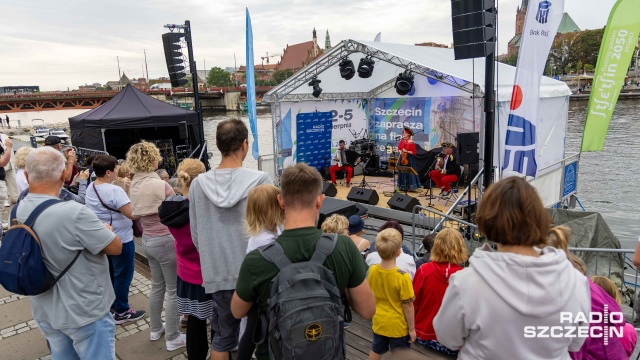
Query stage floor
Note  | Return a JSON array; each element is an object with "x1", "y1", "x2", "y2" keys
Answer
[{"x1": 329, "y1": 174, "x2": 478, "y2": 214}]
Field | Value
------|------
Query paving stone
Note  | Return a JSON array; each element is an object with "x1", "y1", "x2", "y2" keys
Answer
[
  {"x1": 0, "y1": 298, "x2": 33, "y2": 330},
  {"x1": 115, "y1": 328, "x2": 186, "y2": 360},
  {"x1": 0, "y1": 328, "x2": 50, "y2": 359},
  {"x1": 0, "y1": 286, "x2": 12, "y2": 299}
]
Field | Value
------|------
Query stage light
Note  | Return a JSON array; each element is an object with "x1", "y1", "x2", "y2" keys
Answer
[
  {"x1": 308, "y1": 76, "x2": 322, "y2": 98},
  {"x1": 395, "y1": 70, "x2": 414, "y2": 96},
  {"x1": 357, "y1": 57, "x2": 375, "y2": 78},
  {"x1": 339, "y1": 58, "x2": 355, "y2": 80}
]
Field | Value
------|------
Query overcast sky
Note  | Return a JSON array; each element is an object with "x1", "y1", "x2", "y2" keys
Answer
[{"x1": 2, "y1": 0, "x2": 616, "y2": 91}]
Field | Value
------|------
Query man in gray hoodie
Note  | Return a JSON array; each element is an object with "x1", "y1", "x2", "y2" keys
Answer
[{"x1": 189, "y1": 118, "x2": 272, "y2": 360}]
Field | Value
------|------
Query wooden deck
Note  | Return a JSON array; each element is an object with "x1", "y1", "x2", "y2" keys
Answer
[{"x1": 345, "y1": 314, "x2": 456, "y2": 359}]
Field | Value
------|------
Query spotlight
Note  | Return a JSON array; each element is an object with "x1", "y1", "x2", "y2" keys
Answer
[
  {"x1": 339, "y1": 58, "x2": 355, "y2": 80},
  {"x1": 357, "y1": 56, "x2": 375, "y2": 78},
  {"x1": 308, "y1": 76, "x2": 322, "y2": 98},
  {"x1": 395, "y1": 70, "x2": 414, "y2": 96}
]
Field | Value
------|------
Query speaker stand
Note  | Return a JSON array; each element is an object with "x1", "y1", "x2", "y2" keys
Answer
[{"x1": 357, "y1": 158, "x2": 371, "y2": 190}]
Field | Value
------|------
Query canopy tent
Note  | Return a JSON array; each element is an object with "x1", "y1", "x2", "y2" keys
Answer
[
  {"x1": 69, "y1": 84, "x2": 201, "y2": 161},
  {"x1": 264, "y1": 39, "x2": 575, "y2": 206}
]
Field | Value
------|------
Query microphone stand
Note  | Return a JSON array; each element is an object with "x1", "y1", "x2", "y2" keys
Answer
[
  {"x1": 422, "y1": 154, "x2": 441, "y2": 208},
  {"x1": 440, "y1": 126, "x2": 457, "y2": 143}
]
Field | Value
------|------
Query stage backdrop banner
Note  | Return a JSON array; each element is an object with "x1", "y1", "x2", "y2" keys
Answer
[{"x1": 296, "y1": 111, "x2": 333, "y2": 170}]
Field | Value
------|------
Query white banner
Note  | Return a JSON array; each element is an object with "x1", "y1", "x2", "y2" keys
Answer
[{"x1": 502, "y1": 0, "x2": 565, "y2": 178}]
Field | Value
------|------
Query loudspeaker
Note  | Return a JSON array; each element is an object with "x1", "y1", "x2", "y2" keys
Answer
[
  {"x1": 318, "y1": 197, "x2": 358, "y2": 229},
  {"x1": 450, "y1": 0, "x2": 496, "y2": 60},
  {"x1": 322, "y1": 166, "x2": 344, "y2": 181},
  {"x1": 179, "y1": 121, "x2": 188, "y2": 139},
  {"x1": 322, "y1": 182, "x2": 337, "y2": 197},
  {"x1": 387, "y1": 193, "x2": 421, "y2": 212},
  {"x1": 347, "y1": 187, "x2": 379, "y2": 205},
  {"x1": 457, "y1": 132, "x2": 479, "y2": 165}
]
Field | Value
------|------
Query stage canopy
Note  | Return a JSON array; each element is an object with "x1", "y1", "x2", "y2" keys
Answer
[
  {"x1": 264, "y1": 39, "x2": 571, "y2": 102},
  {"x1": 69, "y1": 84, "x2": 200, "y2": 153}
]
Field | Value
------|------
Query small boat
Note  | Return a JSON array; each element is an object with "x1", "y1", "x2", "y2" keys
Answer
[
  {"x1": 49, "y1": 128, "x2": 70, "y2": 144},
  {"x1": 31, "y1": 119, "x2": 49, "y2": 138}
]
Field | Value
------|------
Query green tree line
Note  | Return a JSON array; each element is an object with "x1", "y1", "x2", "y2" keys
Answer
[{"x1": 206, "y1": 67, "x2": 293, "y2": 87}]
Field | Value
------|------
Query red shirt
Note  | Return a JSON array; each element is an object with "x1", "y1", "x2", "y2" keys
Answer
[
  {"x1": 399, "y1": 139, "x2": 417, "y2": 155},
  {"x1": 413, "y1": 261, "x2": 464, "y2": 340}
]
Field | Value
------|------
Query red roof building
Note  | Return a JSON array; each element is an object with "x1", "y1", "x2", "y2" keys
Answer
[{"x1": 276, "y1": 28, "x2": 324, "y2": 72}]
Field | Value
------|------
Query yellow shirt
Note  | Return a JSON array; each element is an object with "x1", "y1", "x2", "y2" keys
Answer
[{"x1": 368, "y1": 264, "x2": 415, "y2": 338}]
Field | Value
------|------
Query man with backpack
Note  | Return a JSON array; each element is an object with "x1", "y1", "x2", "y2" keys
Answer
[
  {"x1": 10, "y1": 147, "x2": 122, "y2": 359},
  {"x1": 231, "y1": 163, "x2": 376, "y2": 360}
]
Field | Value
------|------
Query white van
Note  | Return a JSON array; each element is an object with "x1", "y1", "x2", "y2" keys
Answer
[{"x1": 150, "y1": 83, "x2": 172, "y2": 90}]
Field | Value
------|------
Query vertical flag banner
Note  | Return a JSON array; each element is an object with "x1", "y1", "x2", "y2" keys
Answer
[
  {"x1": 502, "y1": 0, "x2": 565, "y2": 178},
  {"x1": 581, "y1": 0, "x2": 640, "y2": 152},
  {"x1": 246, "y1": 8, "x2": 259, "y2": 160},
  {"x1": 296, "y1": 112, "x2": 333, "y2": 170}
]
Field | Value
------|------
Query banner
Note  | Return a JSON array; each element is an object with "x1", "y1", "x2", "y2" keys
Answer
[
  {"x1": 581, "y1": 0, "x2": 640, "y2": 152},
  {"x1": 296, "y1": 112, "x2": 333, "y2": 170},
  {"x1": 246, "y1": 8, "x2": 259, "y2": 160},
  {"x1": 502, "y1": 0, "x2": 565, "y2": 178}
]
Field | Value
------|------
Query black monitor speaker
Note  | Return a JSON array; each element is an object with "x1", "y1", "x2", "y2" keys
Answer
[
  {"x1": 346, "y1": 187, "x2": 379, "y2": 205},
  {"x1": 318, "y1": 197, "x2": 358, "y2": 229},
  {"x1": 322, "y1": 182, "x2": 338, "y2": 197},
  {"x1": 387, "y1": 193, "x2": 420, "y2": 213},
  {"x1": 457, "y1": 132, "x2": 479, "y2": 165}
]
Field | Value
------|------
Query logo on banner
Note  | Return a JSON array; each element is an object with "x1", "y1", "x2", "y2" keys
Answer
[
  {"x1": 536, "y1": 1, "x2": 552, "y2": 24},
  {"x1": 503, "y1": 85, "x2": 538, "y2": 177}
]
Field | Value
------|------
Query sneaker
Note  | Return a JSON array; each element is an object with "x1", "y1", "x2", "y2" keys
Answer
[
  {"x1": 346, "y1": 182, "x2": 351, "y2": 187},
  {"x1": 4, "y1": 200, "x2": 9, "y2": 207},
  {"x1": 166, "y1": 333, "x2": 186, "y2": 351},
  {"x1": 440, "y1": 190, "x2": 451, "y2": 198},
  {"x1": 110, "y1": 309, "x2": 116, "y2": 318},
  {"x1": 180, "y1": 314, "x2": 188, "y2": 328},
  {"x1": 344, "y1": 322, "x2": 350, "y2": 329},
  {"x1": 150, "y1": 323, "x2": 165, "y2": 341},
  {"x1": 114, "y1": 309, "x2": 146, "y2": 324}
]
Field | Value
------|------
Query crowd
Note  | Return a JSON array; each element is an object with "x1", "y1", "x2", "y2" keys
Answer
[{"x1": 0, "y1": 118, "x2": 638, "y2": 360}]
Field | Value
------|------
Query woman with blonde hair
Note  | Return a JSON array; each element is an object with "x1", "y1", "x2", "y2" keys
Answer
[
  {"x1": 320, "y1": 214, "x2": 349, "y2": 235},
  {"x1": 413, "y1": 228, "x2": 466, "y2": 355},
  {"x1": 112, "y1": 161, "x2": 132, "y2": 196},
  {"x1": 245, "y1": 184, "x2": 284, "y2": 253},
  {"x1": 433, "y1": 176, "x2": 591, "y2": 359},
  {"x1": 159, "y1": 158, "x2": 210, "y2": 359},
  {"x1": 13, "y1": 146, "x2": 32, "y2": 194},
  {"x1": 127, "y1": 141, "x2": 185, "y2": 351}
]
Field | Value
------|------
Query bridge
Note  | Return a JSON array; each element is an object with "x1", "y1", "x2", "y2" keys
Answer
[{"x1": 0, "y1": 86, "x2": 274, "y2": 113}]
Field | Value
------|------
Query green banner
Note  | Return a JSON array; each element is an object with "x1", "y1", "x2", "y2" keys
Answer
[{"x1": 581, "y1": 0, "x2": 640, "y2": 152}]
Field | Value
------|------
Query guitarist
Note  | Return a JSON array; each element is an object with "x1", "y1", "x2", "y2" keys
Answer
[
  {"x1": 428, "y1": 142, "x2": 461, "y2": 198},
  {"x1": 330, "y1": 140, "x2": 355, "y2": 187}
]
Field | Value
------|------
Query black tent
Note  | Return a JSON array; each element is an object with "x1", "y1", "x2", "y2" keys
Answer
[{"x1": 69, "y1": 84, "x2": 202, "y2": 160}]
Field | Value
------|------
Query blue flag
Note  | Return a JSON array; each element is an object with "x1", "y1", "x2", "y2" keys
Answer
[{"x1": 246, "y1": 8, "x2": 259, "y2": 160}]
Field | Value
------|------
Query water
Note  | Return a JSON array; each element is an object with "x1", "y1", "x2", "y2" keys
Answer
[{"x1": 8, "y1": 100, "x2": 640, "y2": 248}]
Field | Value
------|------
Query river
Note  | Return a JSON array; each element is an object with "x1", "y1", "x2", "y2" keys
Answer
[{"x1": 6, "y1": 100, "x2": 640, "y2": 248}]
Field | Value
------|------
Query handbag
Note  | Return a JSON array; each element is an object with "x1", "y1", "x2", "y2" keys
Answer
[{"x1": 92, "y1": 183, "x2": 143, "y2": 238}]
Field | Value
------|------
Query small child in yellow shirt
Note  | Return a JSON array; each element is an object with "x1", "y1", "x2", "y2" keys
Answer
[{"x1": 367, "y1": 228, "x2": 416, "y2": 359}]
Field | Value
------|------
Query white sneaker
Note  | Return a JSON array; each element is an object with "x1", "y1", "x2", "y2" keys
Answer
[
  {"x1": 166, "y1": 333, "x2": 186, "y2": 351},
  {"x1": 4, "y1": 200, "x2": 9, "y2": 207},
  {"x1": 150, "y1": 323, "x2": 165, "y2": 341}
]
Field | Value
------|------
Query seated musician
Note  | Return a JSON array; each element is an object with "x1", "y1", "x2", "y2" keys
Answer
[
  {"x1": 428, "y1": 142, "x2": 461, "y2": 197},
  {"x1": 330, "y1": 140, "x2": 353, "y2": 187}
]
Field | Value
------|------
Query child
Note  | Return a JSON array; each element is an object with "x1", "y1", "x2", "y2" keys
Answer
[
  {"x1": 320, "y1": 213, "x2": 349, "y2": 235},
  {"x1": 415, "y1": 232, "x2": 437, "y2": 269},
  {"x1": 591, "y1": 275, "x2": 637, "y2": 358},
  {"x1": 413, "y1": 228, "x2": 467, "y2": 355},
  {"x1": 245, "y1": 184, "x2": 284, "y2": 253},
  {"x1": 348, "y1": 215, "x2": 371, "y2": 255},
  {"x1": 368, "y1": 228, "x2": 416, "y2": 359}
]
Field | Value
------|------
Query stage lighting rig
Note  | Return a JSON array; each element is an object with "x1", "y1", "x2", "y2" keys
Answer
[
  {"x1": 395, "y1": 70, "x2": 414, "y2": 95},
  {"x1": 308, "y1": 76, "x2": 322, "y2": 98},
  {"x1": 357, "y1": 56, "x2": 375, "y2": 78},
  {"x1": 339, "y1": 57, "x2": 356, "y2": 80}
]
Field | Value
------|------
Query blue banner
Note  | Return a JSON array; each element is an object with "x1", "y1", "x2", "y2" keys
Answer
[
  {"x1": 562, "y1": 161, "x2": 578, "y2": 198},
  {"x1": 296, "y1": 112, "x2": 332, "y2": 170},
  {"x1": 246, "y1": 8, "x2": 259, "y2": 160}
]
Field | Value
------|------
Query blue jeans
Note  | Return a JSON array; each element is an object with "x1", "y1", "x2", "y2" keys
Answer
[
  {"x1": 108, "y1": 240, "x2": 135, "y2": 313},
  {"x1": 36, "y1": 313, "x2": 116, "y2": 360}
]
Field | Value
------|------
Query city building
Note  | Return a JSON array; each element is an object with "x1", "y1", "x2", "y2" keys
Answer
[
  {"x1": 0, "y1": 86, "x2": 40, "y2": 94},
  {"x1": 275, "y1": 28, "x2": 325, "y2": 72}
]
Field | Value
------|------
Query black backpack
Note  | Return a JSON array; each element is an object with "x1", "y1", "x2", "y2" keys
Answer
[{"x1": 258, "y1": 233, "x2": 345, "y2": 360}]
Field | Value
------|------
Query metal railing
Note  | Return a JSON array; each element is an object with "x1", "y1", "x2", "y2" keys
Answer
[
  {"x1": 411, "y1": 205, "x2": 481, "y2": 256},
  {"x1": 529, "y1": 153, "x2": 580, "y2": 207},
  {"x1": 431, "y1": 167, "x2": 484, "y2": 233}
]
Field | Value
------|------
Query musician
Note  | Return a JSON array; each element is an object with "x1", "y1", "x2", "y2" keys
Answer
[
  {"x1": 397, "y1": 127, "x2": 422, "y2": 191},
  {"x1": 330, "y1": 140, "x2": 353, "y2": 187},
  {"x1": 428, "y1": 142, "x2": 461, "y2": 197}
]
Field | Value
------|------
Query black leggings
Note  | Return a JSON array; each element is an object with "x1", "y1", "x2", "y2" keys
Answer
[{"x1": 186, "y1": 315, "x2": 210, "y2": 360}]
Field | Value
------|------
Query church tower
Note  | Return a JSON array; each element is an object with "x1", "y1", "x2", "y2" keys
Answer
[
  {"x1": 325, "y1": 30, "x2": 332, "y2": 50},
  {"x1": 515, "y1": 0, "x2": 528, "y2": 36}
]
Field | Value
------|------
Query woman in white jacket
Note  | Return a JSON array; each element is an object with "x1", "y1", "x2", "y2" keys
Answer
[{"x1": 433, "y1": 177, "x2": 591, "y2": 360}]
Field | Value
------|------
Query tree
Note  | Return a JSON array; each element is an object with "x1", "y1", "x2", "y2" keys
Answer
[
  {"x1": 549, "y1": 32, "x2": 580, "y2": 76},
  {"x1": 584, "y1": 64, "x2": 595, "y2": 72},
  {"x1": 576, "y1": 60, "x2": 583, "y2": 73},
  {"x1": 499, "y1": 52, "x2": 519, "y2": 66},
  {"x1": 105, "y1": 85, "x2": 113, "y2": 91},
  {"x1": 572, "y1": 29, "x2": 605, "y2": 68},
  {"x1": 273, "y1": 69, "x2": 294, "y2": 84},
  {"x1": 207, "y1": 67, "x2": 233, "y2": 87}
]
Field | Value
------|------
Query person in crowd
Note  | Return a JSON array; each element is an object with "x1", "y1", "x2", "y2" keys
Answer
[
  {"x1": 245, "y1": 184, "x2": 284, "y2": 253},
  {"x1": 368, "y1": 228, "x2": 415, "y2": 359},
  {"x1": 19, "y1": 146, "x2": 122, "y2": 359},
  {"x1": 17, "y1": 169, "x2": 89, "y2": 204},
  {"x1": 548, "y1": 227, "x2": 629, "y2": 360},
  {"x1": 591, "y1": 275, "x2": 637, "y2": 358},
  {"x1": 231, "y1": 163, "x2": 375, "y2": 360},
  {"x1": 85, "y1": 155, "x2": 145, "y2": 325},
  {"x1": 330, "y1": 140, "x2": 355, "y2": 187},
  {"x1": 159, "y1": 159, "x2": 212, "y2": 360},
  {"x1": 428, "y1": 142, "x2": 461, "y2": 198},
  {"x1": 0, "y1": 136, "x2": 12, "y2": 208},
  {"x1": 13, "y1": 146, "x2": 32, "y2": 195},
  {"x1": 348, "y1": 215, "x2": 371, "y2": 255},
  {"x1": 413, "y1": 228, "x2": 466, "y2": 355},
  {"x1": 84, "y1": 155, "x2": 97, "y2": 184},
  {"x1": 366, "y1": 220, "x2": 417, "y2": 279},
  {"x1": 1, "y1": 134, "x2": 18, "y2": 205},
  {"x1": 128, "y1": 141, "x2": 185, "y2": 351},
  {"x1": 397, "y1": 127, "x2": 422, "y2": 192},
  {"x1": 320, "y1": 213, "x2": 349, "y2": 235},
  {"x1": 5, "y1": 114, "x2": 9, "y2": 129},
  {"x1": 433, "y1": 176, "x2": 591, "y2": 359},
  {"x1": 189, "y1": 119, "x2": 271, "y2": 360},
  {"x1": 44, "y1": 136, "x2": 76, "y2": 182},
  {"x1": 156, "y1": 168, "x2": 170, "y2": 182},
  {"x1": 415, "y1": 232, "x2": 437, "y2": 269},
  {"x1": 62, "y1": 147, "x2": 78, "y2": 188},
  {"x1": 112, "y1": 161, "x2": 132, "y2": 196}
]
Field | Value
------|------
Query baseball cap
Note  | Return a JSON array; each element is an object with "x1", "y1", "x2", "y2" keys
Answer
[{"x1": 44, "y1": 136, "x2": 61, "y2": 146}]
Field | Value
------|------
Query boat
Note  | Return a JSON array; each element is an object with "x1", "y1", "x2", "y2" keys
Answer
[
  {"x1": 48, "y1": 128, "x2": 70, "y2": 144},
  {"x1": 31, "y1": 119, "x2": 49, "y2": 138}
]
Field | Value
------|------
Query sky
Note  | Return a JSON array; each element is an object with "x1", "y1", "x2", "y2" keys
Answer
[{"x1": 1, "y1": 0, "x2": 617, "y2": 91}]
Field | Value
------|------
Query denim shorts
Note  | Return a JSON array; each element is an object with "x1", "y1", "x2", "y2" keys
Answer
[
  {"x1": 371, "y1": 332, "x2": 411, "y2": 354},
  {"x1": 211, "y1": 290, "x2": 241, "y2": 352}
]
